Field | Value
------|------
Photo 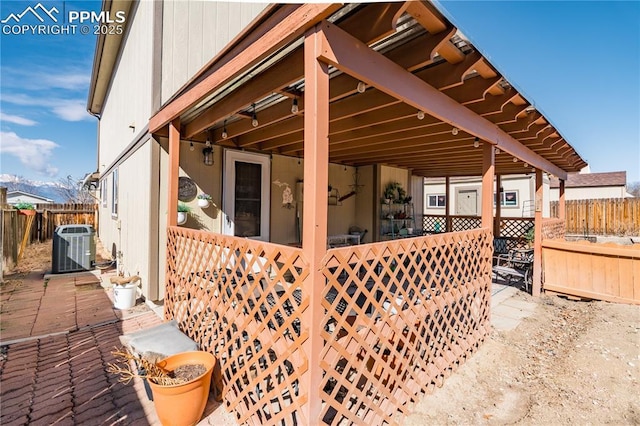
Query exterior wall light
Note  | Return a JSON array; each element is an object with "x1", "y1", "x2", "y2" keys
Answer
[{"x1": 203, "y1": 147, "x2": 214, "y2": 166}]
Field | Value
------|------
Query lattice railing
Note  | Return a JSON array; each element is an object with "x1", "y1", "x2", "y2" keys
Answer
[
  {"x1": 165, "y1": 228, "x2": 492, "y2": 425},
  {"x1": 421, "y1": 214, "x2": 446, "y2": 233},
  {"x1": 542, "y1": 218, "x2": 565, "y2": 240},
  {"x1": 499, "y1": 218, "x2": 534, "y2": 239},
  {"x1": 450, "y1": 215, "x2": 481, "y2": 232},
  {"x1": 165, "y1": 227, "x2": 310, "y2": 425},
  {"x1": 318, "y1": 229, "x2": 493, "y2": 424}
]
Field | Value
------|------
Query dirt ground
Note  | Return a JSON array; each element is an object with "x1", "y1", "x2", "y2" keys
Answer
[
  {"x1": 406, "y1": 292, "x2": 640, "y2": 425},
  {"x1": 4, "y1": 243, "x2": 639, "y2": 425}
]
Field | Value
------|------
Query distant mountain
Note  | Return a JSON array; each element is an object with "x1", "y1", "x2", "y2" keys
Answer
[{"x1": 0, "y1": 174, "x2": 66, "y2": 203}]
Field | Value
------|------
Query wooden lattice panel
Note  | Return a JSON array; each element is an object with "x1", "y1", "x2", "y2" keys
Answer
[
  {"x1": 166, "y1": 227, "x2": 310, "y2": 425},
  {"x1": 499, "y1": 218, "x2": 534, "y2": 239},
  {"x1": 450, "y1": 216, "x2": 481, "y2": 232},
  {"x1": 317, "y1": 229, "x2": 492, "y2": 425},
  {"x1": 542, "y1": 218, "x2": 565, "y2": 240},
  {"x1": 421, "y1": 215, "x2": 446, "y2": 233}
]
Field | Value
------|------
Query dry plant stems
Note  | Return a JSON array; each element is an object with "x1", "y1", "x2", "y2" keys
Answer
[{"x1": 107, "y1": 347, "x2": 185, "y2": 386}]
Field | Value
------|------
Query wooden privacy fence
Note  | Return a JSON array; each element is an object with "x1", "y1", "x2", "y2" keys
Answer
[
  {"x1": 165, "y1": 227, "x2": 492, "y2": 425},
  {"x1": 543, "y1": 240, "x2": 640, "y2": 305},
  {"x1": 551, "y1": 198, "x2": 640, "y2": 236},
  {"x1": 1, "y1": 204, "x2": 97, "y2": 270}
]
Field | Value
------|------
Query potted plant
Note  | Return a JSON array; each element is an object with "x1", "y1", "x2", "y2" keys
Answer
[
  {"x1": 108, "y1": 348, "x2": 216, "y2": 426},
  {"x1": 14, "y1": 202, "x2": 36, "y2": 215},
  {"x1": 524, "y1": 226, "x2": 535, "y2": 247},
  {"x1": 196, "y1": 193, "x2": 211, "y2": 208},
  {"x1": 177, "y1": 203, "x2": 191, "y2": 225}
]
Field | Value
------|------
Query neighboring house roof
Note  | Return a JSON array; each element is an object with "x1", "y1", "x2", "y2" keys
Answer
[
  {"x1": 7, "y1": 190, "x2": 54, "y2": 203},
  {"x1": 549, "y1": 171, "x2": 626, "y2": 188}
]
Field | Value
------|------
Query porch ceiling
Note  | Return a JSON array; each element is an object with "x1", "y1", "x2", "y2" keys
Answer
[{"x1": 154, "y1": 2, "x2": 587, "y2": 178}]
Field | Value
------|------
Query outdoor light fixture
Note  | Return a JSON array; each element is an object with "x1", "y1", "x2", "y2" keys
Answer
[
  {"x1": 291, "y1": 98, "x2": 299, "y2": 114},
  {"x1": 221, "y1": 120, "x2": 228, "y2": 139},
  {"x1": 451, "y1": 127, "x2": 459, "y2": 135},
  {"x1": 251, "y1": 104, "x2": 259, "y2": 127},
  {"x1": 417, "y1": 111, "x2": 425, "y2": 120},
  {"x1": 524, "y1": 163, "x2": 529, "y2": 168},
  {"x1": 513, "y1": 157, "x2": 518, "y2": 162},
  {"x1": 356, "y1": 81, "x2": 366, "y2": 93},
  {"x1": 202, "y1": 146, "x2": 214, "y2": 166},
  {"x1": 205, "y1": 136, "x2": 211, "y2": 148},
  {"x1": 495, "y1": 148, "x2": 500, "y2": 154},
  {"x1": 473, "y1": 137, "x2": 479, "y2": 148},
  {"x1": 189, "y1": 142, "x2": 195, "y2": 152}
]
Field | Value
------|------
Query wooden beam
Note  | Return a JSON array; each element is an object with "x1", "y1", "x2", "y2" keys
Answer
[
  {"x1": 533, "y1": 169, "x2": 543, "y2": 296},
  {"x1": 481, "y1": 142, "x2": 495, "y2": 229},
  {"x1": 445, "y1": 176, "x2": 451, "y2": 232},
  {"x1": 495, "y1": 174, "x2": 502, "y2": 236},
  {"x1": 316, "y1": 21, "x2": 568, "y2": 180},
  {"x1": 167, "y1": 119, "x2": 180, "y2": 227},
  {"x1": 558, "y1": 179, "x2": 566, "y2": 221},
  {"x1": 149, "y1": 3, "x2": 340, "y2": 134},
  {"x1": 300, "y1": 25, "x2": 329, "y2": 423}
]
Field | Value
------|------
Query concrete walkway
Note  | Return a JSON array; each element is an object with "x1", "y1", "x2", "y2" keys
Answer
[
  {"x1": 1, "y1": 267, "x2": 534, "y2": 425},
  {"x1": 491, "y1": 282, "x2": 538, "y2": 331}
]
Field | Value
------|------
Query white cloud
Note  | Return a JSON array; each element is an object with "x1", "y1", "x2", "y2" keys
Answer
[
  {"x1": 51, "y1": 100, "x2": 91, "y2": 122},
  {"x1": 1, "y1": 94, "x2": 91, "y2": 122},
  {"x1": 0, "y1": 131, "x2": 59, "y2": 177},
  {"x1": 0, "y1": 112, "x2": 37, "y2": 126},
  {"x1": 1, "y1": 66, "x2": 90, "y2": 91}
]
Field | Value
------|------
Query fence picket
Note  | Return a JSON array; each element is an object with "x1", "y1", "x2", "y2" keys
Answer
[
  {"x1": 551, "y1": 198, "x2": 640, "y2": 236},
  {"x1": 1, "y1": 204, "x2": 97, "y2": 270}
]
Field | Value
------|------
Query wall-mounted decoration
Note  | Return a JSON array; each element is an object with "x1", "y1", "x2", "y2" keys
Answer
[
  {"x1": 178, "y1": 177, "x2": 197, "y2": 201},
  {"x1": 273, "y1": 179, "x2": 295, "y2": 209}
]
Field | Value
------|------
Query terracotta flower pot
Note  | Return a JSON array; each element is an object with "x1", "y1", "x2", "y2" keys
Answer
[
  {"x1": 18, "y1": 209, "x2": 36, "y2": 216},
  {"x1": 149, "y1": 351, "x2": 216, "y2": 426}
]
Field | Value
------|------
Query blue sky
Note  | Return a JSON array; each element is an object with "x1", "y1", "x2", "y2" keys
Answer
[
  {"x1": 0, "y1": 0, "x2": 100, "y2": 182},
  {"x1": 434, "y1": 0, "x2": 640, "y2": 182},
  {"x1": 0, "y1": 1, "x2": 639, "y2": 183}
]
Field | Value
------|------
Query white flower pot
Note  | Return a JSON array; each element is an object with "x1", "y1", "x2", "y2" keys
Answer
[
  {"x1": 197, "y1": 199, "x2": 210, "y2": 208},
  {"x1": 177, "y1": 211, "x2": 187, "y2": 225}
]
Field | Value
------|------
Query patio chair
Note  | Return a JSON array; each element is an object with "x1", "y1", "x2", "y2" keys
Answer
[{"x1": 492, "y1": 249, "x2": 533, "y2": 292}]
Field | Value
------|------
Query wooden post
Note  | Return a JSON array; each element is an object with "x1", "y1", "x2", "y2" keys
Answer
[
  {"x1": 558, "y1": 179, "x2": 565, "y2": 221},
  {"x1": 532, "y1": 169, "x2": 543, "y2": 296},
  {"x1": 168, "y1": 119, "x2": 180, "y2": 227},
  {"x1": 481, "y1": 143, "x2": 495, "y2": 230},
  {"x1": 494, "y1": 174, "x2": 502, "y2": 237},
  {"x1": 445, "y1": 176, "x2": 451, "y2": 232},
  {"x1": 301, "y1": 25, "x2": 329, "y2": 423}
]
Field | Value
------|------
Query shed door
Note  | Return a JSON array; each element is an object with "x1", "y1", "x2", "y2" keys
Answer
[{"x1": 456, "y1": 189, "x2": 478, "y2": 215}]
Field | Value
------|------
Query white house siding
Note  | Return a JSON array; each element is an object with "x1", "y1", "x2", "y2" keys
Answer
[
  {"x1": 549, "y1": 186, "x2": 627, "y2": 201},
  {"x1": 99, "y1": 1, "x2": 154, "y2": 168},
  {"x1": 423, "y1": 175, "x2": 548, "y2": 218},
  {"x1": 7, "y1": 194, "x2": 52, "y2": 204},
  {"x1": 161, "y1": 1, "x2": 266, "y2": 104},
  {"x1": 97, "y1": 1, "x2": 156, "y2": 298}
]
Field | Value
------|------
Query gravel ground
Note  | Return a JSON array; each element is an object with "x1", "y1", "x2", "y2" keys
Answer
[{"x1": 405, "y1": 293, "x2": 640, "y2": 425}]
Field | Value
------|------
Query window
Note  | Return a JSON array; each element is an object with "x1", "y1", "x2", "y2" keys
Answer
[
  {"x1": 111, "y1": 169, "x2": 118, "y2": 217},
  {"x1": 100, "y1": 179, "x2": 107, "y2": 207},
  {"x1": 494, "y1": 190, "x2": 518, "y2": 207},
  {"x1": 427, "y1": 194, "x2": 446, "y2": 208}
]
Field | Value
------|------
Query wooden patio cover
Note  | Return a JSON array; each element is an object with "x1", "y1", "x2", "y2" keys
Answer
[{"x1": 150, "y1": 2, "x2": 586, "y2": 180}]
